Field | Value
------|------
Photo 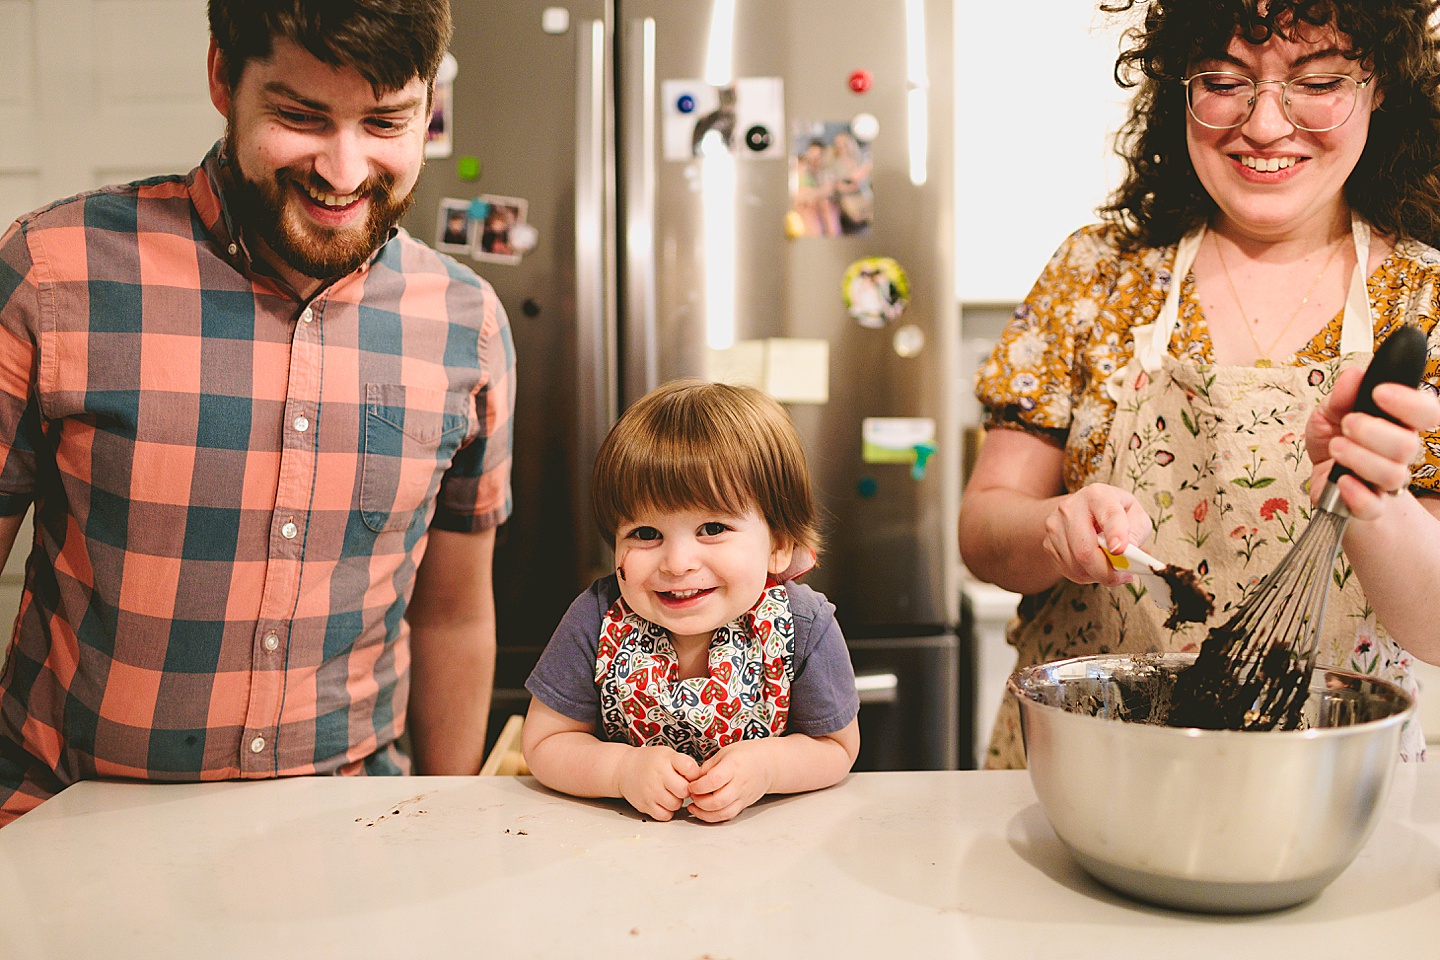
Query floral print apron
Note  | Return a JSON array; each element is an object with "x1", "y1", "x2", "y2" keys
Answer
[
  {"x1": 595, "y1": 581, "x2": 794, "y2": 762},
  {"x1": 987, "y1": 216, "x2": 1426, "y2": 768}
]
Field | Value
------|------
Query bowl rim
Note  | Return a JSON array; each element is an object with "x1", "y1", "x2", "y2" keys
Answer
[{"x1": 1007, "y1": 652, "x2": 1416, "y2": 740}]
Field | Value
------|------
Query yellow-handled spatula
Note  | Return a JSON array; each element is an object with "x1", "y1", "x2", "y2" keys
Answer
[{"x1": 1102, "y1": 543, "x2": 1214, "y2": 629}]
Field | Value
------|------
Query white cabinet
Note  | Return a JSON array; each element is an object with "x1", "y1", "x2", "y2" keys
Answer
[{"x1": 964, "y1": 578, "x2": 1019, "y2": 766}]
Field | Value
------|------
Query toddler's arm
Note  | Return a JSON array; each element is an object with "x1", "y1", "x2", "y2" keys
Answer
[
  {"x1": 686, "y1": 719, "x2": 860, "y2": 823},
  {"x1": 521, "y1": 698, "x2": 700, "y2": 820}
]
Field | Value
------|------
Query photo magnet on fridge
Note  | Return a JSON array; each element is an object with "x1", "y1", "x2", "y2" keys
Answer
[
  {"x1": 471, "y1": 194, "x2": 530, "y2": 265},
  {"x1": 425, "y1": 52, "x2": 458, "y2": 159},
  {"x1": 434, "y1": 197, "x2": 474, "y2": 254},
  {"x1": 843, "y1": 256, "x2": 909, "y2": 328},
  {"x1": 790, "y1": 121, "x2": 874, "y2": 237},
  {"x1": 661, "y1": 78, "x2": 784, "y2": 161}
]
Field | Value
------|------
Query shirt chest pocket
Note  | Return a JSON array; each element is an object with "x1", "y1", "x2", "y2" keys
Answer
[{"x1": 359, "y1": 384, "x2": 471, "y2": 533}]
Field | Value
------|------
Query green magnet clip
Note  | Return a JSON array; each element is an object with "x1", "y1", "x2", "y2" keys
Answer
[{"x1": 910, "y1": 442, "x2": 936, "y2": 481}]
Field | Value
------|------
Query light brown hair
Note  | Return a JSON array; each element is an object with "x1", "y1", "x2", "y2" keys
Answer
[{"x1": 592, "y1": 380, "x2": 822, "y2": 556}]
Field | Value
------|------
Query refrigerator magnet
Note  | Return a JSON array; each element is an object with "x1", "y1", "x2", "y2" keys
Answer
[
  {"x1": 843, "y1": 256, "x2": 909, "y2": 328},
  {"x1": 862, "y1": 418, "x2": 938, "y2": 481},
  {"x1": 789, "y1": 121, "x2": 873, "y2": 237},
  {"x1": 893, "y1": 324, "x2": 926, "y2": 358},
  {"x1": 540, "y1": 7, "x2": 570, "y2": 34},
  {"x1": 471, "y1": 194, "x2": 529, "y2": 265},
  {"x1": 850, "y1": 112, "x2": 880, "y2": 143},
  {"x1": 425, "y1": 53, "x2": 458, "y2": 159},
  {"x1": 661, "y1": 78, "x2": 785, "y2": 161},
  {"x1": 508, "y1": 221, "x2": 540, "y2": 255},
  {"x1": 434, "y1": 197, "x2": 474, "y2": 254}
]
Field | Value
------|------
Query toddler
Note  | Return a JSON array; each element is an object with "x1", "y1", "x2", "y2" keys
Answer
[{"x1": 522, "y1": 380, "x2": 860, "y2": 822}]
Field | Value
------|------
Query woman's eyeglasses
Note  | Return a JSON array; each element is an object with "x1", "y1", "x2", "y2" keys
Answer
[{"x1": 1180, "y1": 71, "x2": 1372, "y2": 133}]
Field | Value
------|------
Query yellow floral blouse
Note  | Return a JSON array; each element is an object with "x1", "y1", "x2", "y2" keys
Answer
[{"x1": 977, "y1": 223, "x2": 1440, "y2": 495}]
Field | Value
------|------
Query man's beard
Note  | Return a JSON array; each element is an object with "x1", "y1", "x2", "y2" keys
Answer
[{"x1": 223, "y1": 126, "x2": 415, "y2": 281}]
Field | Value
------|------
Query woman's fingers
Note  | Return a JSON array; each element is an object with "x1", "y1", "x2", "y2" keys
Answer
[
  {"x1": 1045, "y1": 484, "x2": 1143, "y2": 585},
  {"x1": 1369, "y1": 382, "x2": 1440, "y2": 434}
]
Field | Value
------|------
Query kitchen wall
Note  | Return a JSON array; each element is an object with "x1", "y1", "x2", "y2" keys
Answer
[
  {"x1": 953, "y1": 1, "x2": 1134, "y2": 305},
  {"x1": 0, "y1": 0, "x2": 222, "y2": 233}
]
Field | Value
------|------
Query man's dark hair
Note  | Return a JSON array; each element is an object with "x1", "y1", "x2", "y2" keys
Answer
[
  {"x1": 208, "y1": 0, "x2": 452, "y2": 94},
  {"x1": 1098, "y1": 0, "x2": 1440, "y2": 249}
]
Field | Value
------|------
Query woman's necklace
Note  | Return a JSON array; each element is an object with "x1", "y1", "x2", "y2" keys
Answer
[{"x1": 1212, "y1": 231, "x2": 1345, "y2": 368}]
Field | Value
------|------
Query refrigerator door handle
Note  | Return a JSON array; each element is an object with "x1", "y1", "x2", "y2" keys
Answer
[
  {"x1": 574, "y1": 16, "x2": 617, "y2": 584},
  {"x1": 855, "y1": 672, "x2": 901, "y2": 705},
  {"x1": 621, "y1": 16, "x2": 659, "y2": 398}
]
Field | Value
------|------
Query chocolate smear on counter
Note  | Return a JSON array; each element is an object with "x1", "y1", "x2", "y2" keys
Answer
[{"x1": 1158, "y1": 564, "x2": 1214, "y2": 630}]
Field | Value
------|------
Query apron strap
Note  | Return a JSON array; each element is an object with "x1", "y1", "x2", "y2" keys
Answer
[{"x1": 1341, "y1": 215, "x2": 1375, "y2": 355}]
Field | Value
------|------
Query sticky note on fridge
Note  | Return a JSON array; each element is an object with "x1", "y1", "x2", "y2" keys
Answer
[
  {"x1": 705, "y1": 340, "x2": 767, "y2": 388},
  {"x1": 862, "y1": 418, "x2": 936, "y2": 464},
  {"x1": 764, "y1": 338, "x2": 828, "y2": 404}
]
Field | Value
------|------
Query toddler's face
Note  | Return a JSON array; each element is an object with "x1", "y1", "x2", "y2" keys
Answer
[{"x1": 614, "y1": 503, "x2": 793, "y2": 649}]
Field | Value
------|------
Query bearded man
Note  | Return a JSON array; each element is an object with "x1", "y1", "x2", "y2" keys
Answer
[{"x1": 0, "y1": 0, "x2": 514, "y2": 825}]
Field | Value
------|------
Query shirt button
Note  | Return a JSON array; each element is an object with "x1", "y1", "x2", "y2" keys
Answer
[
  {"x1": 250, "y1": 735, "x2": 266, "y2": 754},
  {"x1": 281, "y1": 520, "x2": 298, "y2": 540},
  {"x1": 263, "y1": 632, "x2": 279, "y2": 651},
  {"x1": 300, "y1": 307, "x2": 313, "y2": 323},
  {"x1": 293, "y1": 415, "x2": 310, "y2": 433}
]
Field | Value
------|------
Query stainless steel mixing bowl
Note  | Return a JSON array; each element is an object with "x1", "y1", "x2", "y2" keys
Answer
[{"x1": 1009, "y1": 652, "x2": 1414, "y2": 913}]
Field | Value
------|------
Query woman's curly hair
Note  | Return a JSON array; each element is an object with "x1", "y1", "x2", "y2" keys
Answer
[{"x1": 1099, "y1": 0, "x2": 1440, "y2": 249}]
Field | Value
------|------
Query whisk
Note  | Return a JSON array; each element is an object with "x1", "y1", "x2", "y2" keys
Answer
[{"x1": 1168, "y1": 323, "x2": 1430, "y2": 731}]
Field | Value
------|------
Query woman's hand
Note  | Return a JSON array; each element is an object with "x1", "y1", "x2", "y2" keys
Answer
[
  {"x1": 1306, "y1": 367, "x2": 1440, "y2": 520},
  {"x1": 1042, "y1": 483, "x2": 1154, "y2": 586},
  {"x1": 685, "y1": 739, "x2": 778, "y2": 823},
  {"x1": 615, "y1": 745, "x2": 700, "y2": 821},
  {"x1": 960, "y1": 429, "x2": 1154, "y2": 595}
]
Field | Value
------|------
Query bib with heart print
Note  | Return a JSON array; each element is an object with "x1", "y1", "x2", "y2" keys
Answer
[{"x1": 595, "y1": 581, "x2": 794, "y2": 761}]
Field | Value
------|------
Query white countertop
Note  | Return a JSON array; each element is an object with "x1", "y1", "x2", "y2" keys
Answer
[{"x1": 2, "y1": 768, "x2": 1438, "y2": 959}]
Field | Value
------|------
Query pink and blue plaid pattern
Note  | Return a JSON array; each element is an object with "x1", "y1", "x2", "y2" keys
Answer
[{"x1": 0, "y1": 145, "x2": 514, "y2": 823}]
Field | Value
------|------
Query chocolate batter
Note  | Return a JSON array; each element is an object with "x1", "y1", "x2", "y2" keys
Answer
[
  {"x1": 1158, "y1": 564, "x2": 1214, "y2": 630},
  {"x1": 1166, "y1": 613, "x2": 1307, "y2": 731}
]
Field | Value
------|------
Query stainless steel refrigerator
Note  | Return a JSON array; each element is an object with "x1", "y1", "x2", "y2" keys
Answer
[{"x1": 405, "y1": 0, "x2": 963, "y2": 768}]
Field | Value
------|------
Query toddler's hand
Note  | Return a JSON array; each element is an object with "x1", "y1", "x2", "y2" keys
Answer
[
  {"x1": 686, "y1": 740, "x2": 777, "y2": 823},
  {"x1": 616, "y1": 746, "x2": 699, "y2": 821}
]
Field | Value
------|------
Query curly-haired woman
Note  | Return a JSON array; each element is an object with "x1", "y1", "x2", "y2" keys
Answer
[{"x1": 961, "y1": 0, "x2": 1440, "y2": 768}]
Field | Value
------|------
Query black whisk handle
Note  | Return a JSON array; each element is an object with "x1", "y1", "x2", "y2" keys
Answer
[{"x1": 1328, "y1": 323, "x2": 1430, "y2": 484}]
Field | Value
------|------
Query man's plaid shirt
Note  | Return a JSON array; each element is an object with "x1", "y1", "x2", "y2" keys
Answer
[{"x1": 0, "y1": 145, "x2": 514, "y2": 822}]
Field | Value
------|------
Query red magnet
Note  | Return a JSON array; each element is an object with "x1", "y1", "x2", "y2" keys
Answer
[{"x1": 848, "y1": 69, "x2": 872, "y2": 94}]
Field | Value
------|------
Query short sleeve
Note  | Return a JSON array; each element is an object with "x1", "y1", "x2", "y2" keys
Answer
[
  {"x1": 524, "y1": 576, "x2": 615, "y2": 727},
  {"x1": 0, "y1": 219, "x2": 41, "y2": 516},
  {"x1": 974, "y1": 225, "x2": 1120, "y2": 442},
  {"x1": 1386, "y1": 241, "x2": 1440, "y2": 496},
  {"x1": 783, "y1": 584, "x2": 859, "y2": 736},
  {"x1": 432, "y1": 278, "x2": 515, "y2": 532}
]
